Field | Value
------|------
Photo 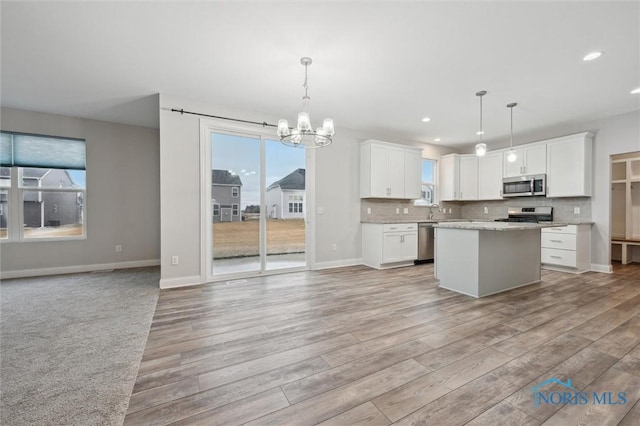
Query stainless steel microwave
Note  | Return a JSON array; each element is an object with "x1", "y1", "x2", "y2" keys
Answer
[{"x1": 502, "y1": 174, "x2": 546, "y2": 197}]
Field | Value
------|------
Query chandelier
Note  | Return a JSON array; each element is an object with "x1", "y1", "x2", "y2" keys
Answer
[{"x1": 277, "y1": 57, "x2": 334, "y2": 148}]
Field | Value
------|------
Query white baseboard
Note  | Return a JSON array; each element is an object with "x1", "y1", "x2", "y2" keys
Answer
[
  {"x1": 159, "y1": 275, "x2": 203, "y2": 289},
  {"x1": 313, "y1": 258, "x2": 363, "y2": 270},
  {"x1": 0, "y1": 259, "x2": 160, "y2": 280},
  {"x1": 590, "y1": 263, "x2": 613, "y2": 274}
]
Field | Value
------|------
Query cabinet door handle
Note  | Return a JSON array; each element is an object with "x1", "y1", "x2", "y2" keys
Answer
[
  {"x1": 550, "y1": 239, "x2": 563, "y2": 243},
  {"x1": 550, "y1": 228, "x2": 564, "y2": 231},
  {"x1": 401, "y1": 235, "x2": 404, "y2": 243},
  {"x1": 389, "y1": 227, "x2": 397, "y2": 230},
  {"x1": 551, "y1": 255, "x2": 562, "y2": 259}
]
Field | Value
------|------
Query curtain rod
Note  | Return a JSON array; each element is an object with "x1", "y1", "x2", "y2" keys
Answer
[{"x1": 171, "y1": 108, "x2": 278, "y2": 128}]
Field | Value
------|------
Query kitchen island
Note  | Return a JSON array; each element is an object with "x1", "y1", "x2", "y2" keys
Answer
[{"x1": 434, "y1": 221, "x2": 562, "y2": 298}]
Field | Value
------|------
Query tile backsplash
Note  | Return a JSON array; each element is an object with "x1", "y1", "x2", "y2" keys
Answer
[
  {"x1": 361, "y1": 199, "x2": 462, "y2": 222},
  {"x1": 361, "y1": 196, "x2": 591, "y2": 222}
]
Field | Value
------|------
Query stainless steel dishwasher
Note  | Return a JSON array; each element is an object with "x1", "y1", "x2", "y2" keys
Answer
[{"x1": 415, "y1": 222, "x2": 435, "y2": 263}]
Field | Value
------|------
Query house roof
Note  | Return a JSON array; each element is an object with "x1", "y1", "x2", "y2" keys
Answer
[
  {"x1": 268, "y1": 168, "x2": 305, "y2": 191},
  {"x1": 212, "y1": 169, "x2": 242, "y2": 186}
]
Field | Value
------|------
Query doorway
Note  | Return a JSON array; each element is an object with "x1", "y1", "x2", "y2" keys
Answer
[{"x1": 203, "y1": 124, "x2": 309, "y2": 280}]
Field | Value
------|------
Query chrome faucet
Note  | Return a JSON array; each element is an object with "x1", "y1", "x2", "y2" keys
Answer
[{"x1": 428, "y1": 204, "x2": 440, "y2": 220}]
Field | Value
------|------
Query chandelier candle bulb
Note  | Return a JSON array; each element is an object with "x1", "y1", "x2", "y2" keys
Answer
[
  {"x1": 323, "y1": 118, "x2": 335, "y2": 136},
  {"x1": 277, "y1": 119, "x2": 290, "y2": 137}
]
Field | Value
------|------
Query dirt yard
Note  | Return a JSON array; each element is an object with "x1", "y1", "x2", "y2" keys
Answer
[
  {"x1": 213, "y1": 219, "x2": 305, "y2": 258},
  {"x1": 0, "y1": 224, "x2": 83, "y2": 239}
]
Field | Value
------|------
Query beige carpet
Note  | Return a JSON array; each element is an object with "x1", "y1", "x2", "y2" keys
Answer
[{"x1": 1, "y1": 267, "x2": 159, "y2": 425}]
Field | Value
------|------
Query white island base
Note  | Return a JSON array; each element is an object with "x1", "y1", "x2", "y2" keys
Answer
[{"x1": 435, "y1": 224, "x2": 544, "y2": 298}]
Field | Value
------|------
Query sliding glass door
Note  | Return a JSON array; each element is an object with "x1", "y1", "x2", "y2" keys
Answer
[{"x1": 207, "y1": 129, "x2": 307, "y2": 279}]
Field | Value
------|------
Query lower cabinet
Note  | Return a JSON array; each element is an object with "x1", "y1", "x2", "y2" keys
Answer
[
  {"x1": 541, "y1": 224, "x2": 591, "y2": 273},
  {"x1": 362, "y1": 223, "x2": 418, "y2": 269}
]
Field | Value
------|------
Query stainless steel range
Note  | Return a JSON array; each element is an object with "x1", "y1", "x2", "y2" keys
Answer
[{"x1": 495, "y1": 206, "x2": 553, "y2": 223}]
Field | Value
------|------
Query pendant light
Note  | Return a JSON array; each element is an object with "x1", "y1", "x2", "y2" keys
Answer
[
  {"x1": 277, "y1": 57, "x2": 334, "y2": 148},
  {"x1": 475, "y1": 90, "x2": 487, "y2": 157},
  {"x1": 506, "y1": 102, "x2": 518, "y2": 163}
]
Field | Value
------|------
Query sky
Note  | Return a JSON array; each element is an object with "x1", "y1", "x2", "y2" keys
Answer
[{"x1": 211, "y1": 133, "x2": 305, "y2": 208}]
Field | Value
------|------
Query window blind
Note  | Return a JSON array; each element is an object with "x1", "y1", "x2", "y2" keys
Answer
[
  {"x1": 0, "y1": 131, "x2": 86, "y2": 170},
  {"x1": 0, "y1": 132, "x2": 12, "y2": 167}
]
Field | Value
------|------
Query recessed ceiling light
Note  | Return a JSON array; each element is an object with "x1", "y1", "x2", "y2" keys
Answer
[
  {"x1": 421, "y1": 117, "x2": 431, "y2": 122},
  {"x1": 476, "y1": 131, "x2": 485, "y2": 135},
  {"x1": 583, "y1": 51, "x2": 602, "y2": 61},
  {"x1": 631, "y1": 87, "x2": 640, "y2": 94},
  {"x1": 434, "y1": 138, "x2": 441, "y2": 142}
]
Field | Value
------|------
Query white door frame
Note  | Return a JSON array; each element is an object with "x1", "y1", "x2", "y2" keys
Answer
[{"x1": 199, "y1": 119, "x2": 315, "y2": 283}]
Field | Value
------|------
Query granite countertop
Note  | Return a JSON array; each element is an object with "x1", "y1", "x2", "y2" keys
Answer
[
  {"x1": 538, "y1": 221, "x2": 595, "y2": 225},
  {"x1": 361, "y1": 219, "x2": 594, "y2": 225},
  {"x1": 433, "y1": 221, "x2": 568, "y2": 231},
  {"x1": 361, "y1": 219, "x2": 472, "y2": 224}
]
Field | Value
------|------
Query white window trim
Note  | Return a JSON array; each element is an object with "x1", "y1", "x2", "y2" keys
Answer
[
  {"x1": 232, "y1": 203, "x2": 239, "y2": 216},
  {"x1": 213, "y1": 203, "x2": 220, "y2": 216},
  {"x1": 232, "y1": 186, "x2": 239, "y2": 197},
  {"x1": 414, "y1": 158, "x2": 438, "y2": 207},
  {"x1": 1, "y1": 167, "x2": 87, "y2": 243}
]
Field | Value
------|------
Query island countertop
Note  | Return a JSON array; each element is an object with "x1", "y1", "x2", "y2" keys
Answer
[{"x1": 433, "y1": 221, "x2": 567, "y2": 231}]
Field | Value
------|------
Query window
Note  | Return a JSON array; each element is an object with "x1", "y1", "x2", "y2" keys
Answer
[
  {"x1": 287, "y1": 194, "x2": 303, "y2": 214},
  {"x1": 232, "y1": 204, "x2": 239, "y2": 216},
  {"x1": 0, "y1": 132, "x2": 86, "y2": 241},
  {"x1": 213, "y1": 203, "x2": 220, "y2": 216},
  {"x1": 415, "y1": 159, "x2": 437, "y2": 206},
  {"x1": 231, "y1": 186, "x2": 239, "y2": 197}
]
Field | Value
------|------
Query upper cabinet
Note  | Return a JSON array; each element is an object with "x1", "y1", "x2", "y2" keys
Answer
[
  {"x1": 439, "y1": 154, "x2": 459, "y2": 201},
  {"x1": 546, "y1": 132, "x2": 594, "y2": 197},
  {"x1": 478, "y1": 151, "x2": 504, "y2": 200},
  {"x1": 503, "y1": 144, "x2": 547, "y2": 177},
  {"x1": 459, "y1": 155, "x2": 478, "y2": 200},
  {"x1": 360, "y1": 140, "x2": 422, "y2": 199}
]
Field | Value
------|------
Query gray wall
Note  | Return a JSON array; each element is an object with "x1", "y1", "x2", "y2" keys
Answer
[{"x1": 0, "y1": 107, "x2": 160, "y2": 273}]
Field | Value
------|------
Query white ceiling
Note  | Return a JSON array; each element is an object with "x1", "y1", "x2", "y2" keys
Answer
[{"x1": 2, "y1": 1, "x2": 639, "y2": 148}]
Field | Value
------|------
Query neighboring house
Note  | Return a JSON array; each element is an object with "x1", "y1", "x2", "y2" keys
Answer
[
  {"x1": 266, "y1": 168, "x2": 305, "y2": 220},
  {"x1": 212, "y1": 169, "x2": 242, "y2": 222},
  {"x1": 0, "y1": 168, "x2": 83, "y2": 229}
]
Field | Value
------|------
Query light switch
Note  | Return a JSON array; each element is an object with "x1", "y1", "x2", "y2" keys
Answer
[
  {"x1": 483, "y1": 207, "x2": 488, "y2": 214},
  {"x1": 317, "y1": 207, "x2": 324, "y2": 214},
  {"x1": 396, "y1": 208, "x2": 400, "y2": 214},
  {"x1": 367, "y1": 207, "x2": 371, "y2": 214},
  {"x1": 403, "y1": 208, "x2": 409, "y2": 214},
  {"x1": 574, "y1": 207, "x2": 581, "y2": 214}
]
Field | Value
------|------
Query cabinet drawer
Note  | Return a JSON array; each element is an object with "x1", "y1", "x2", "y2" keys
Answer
[
  {"x1": 542, "y1": 248, "x2": 577, "y2": 267},
  {"x1": 541, "y1": 233, "x2": 577, "y2": 250},
  {"x1": 383, "y1": 223, "x2": 417, "y2": 232},
  {"x1": 542, "y1": 225, "x2": 577, "y2": 235}
]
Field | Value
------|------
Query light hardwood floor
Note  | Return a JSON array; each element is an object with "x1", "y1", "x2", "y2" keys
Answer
[{"x1": 124, "y1": 263, "x2": 640, "y2": 425}]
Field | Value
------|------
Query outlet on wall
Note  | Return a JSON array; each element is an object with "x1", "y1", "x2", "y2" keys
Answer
[
  {"x1": 171, "y1": 256, "x2": 179, "y2": 265},
  {"x1": 403, "y1": 208, "x2": 409, "y2": 214},
  {"x1": 367, "y1": 207, "x2": 371, "y2": 214},
  {"x1": 396, "y1": 208, "x2": 400, "y2": 214},
  {"x1": 331, "y1": 244, "x2": 337, "y2": 251},
  {"x1": 483, "y1": 207, "x2": 488, "y2": 214},
  {"x1": 574, "y1": 207, "x2": 581, "y2": 214},
  {"x1": 115, "y1": 244, "x2": 122, "y2": 253}
]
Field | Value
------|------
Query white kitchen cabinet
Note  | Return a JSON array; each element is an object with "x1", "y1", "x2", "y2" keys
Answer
[
  {"x1": 459, "y1": 155, "x2": 478, "y2": 200},
  {"x1": 439, "y1": 154, "x2": 459, "y2": 201},
  {"x1": 503, "y1": 144, "x2": 547, "y2": 178},
  {"x1": 360, "y1": 140, "x2": 422, "y2": 199},
  {"x1": 541, "y1": 224, "x2": 591, "y2": 273},
  {"x1": 439, "y1": 153, "x2": 480, "y2": 201},
  {"x1": 478, "y1": 151, "x2": 504, "y2": 200},
  {"x1": 546, "y1": 133, "x2": 594, "y2": 197},
  {"x1": 362, "y1": 223, "x2": 418, "y2": 269}
]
